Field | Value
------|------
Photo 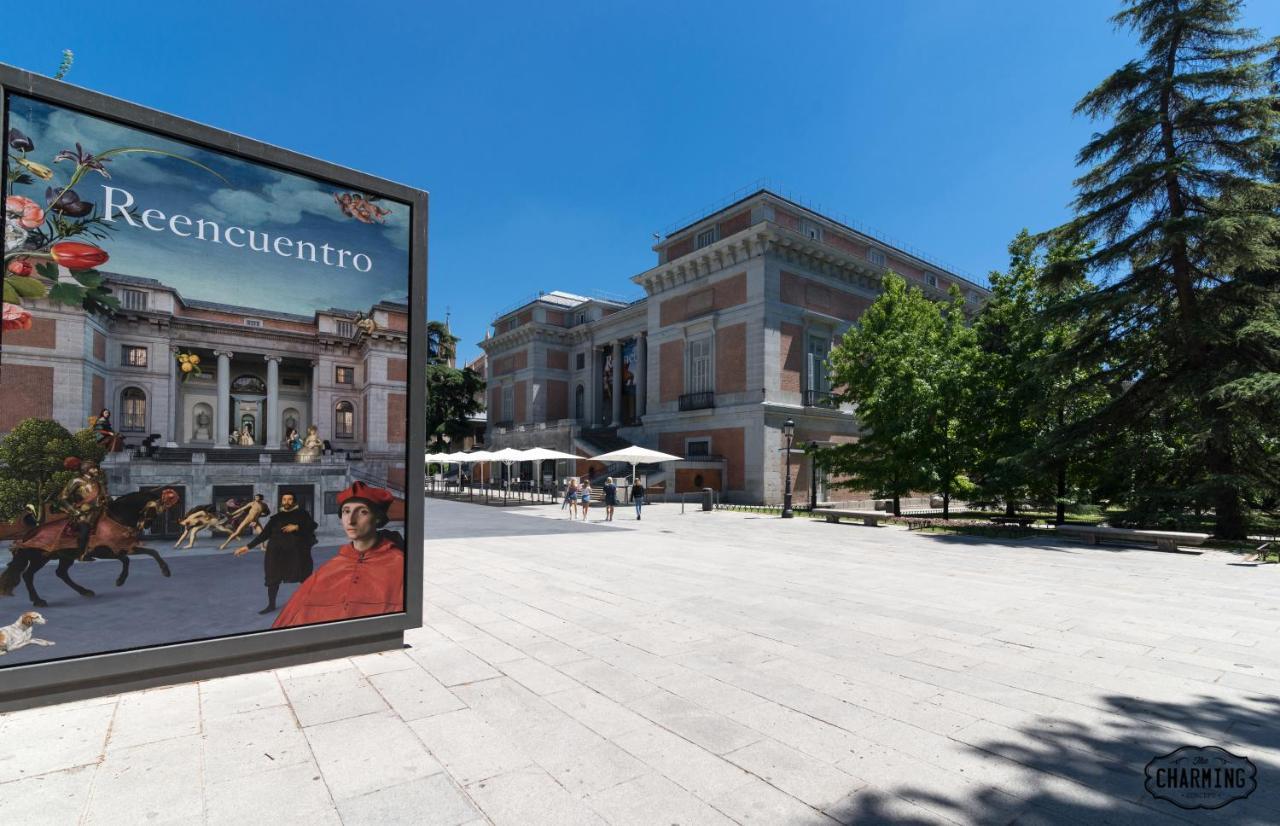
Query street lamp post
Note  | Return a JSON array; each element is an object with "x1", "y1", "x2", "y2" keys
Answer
[
  {"x1": 808, "y1": 440, "x2": 818, "y2": 512},
  {"x1": 782, "y1": 419, "x2": 795, "y2": 518}
]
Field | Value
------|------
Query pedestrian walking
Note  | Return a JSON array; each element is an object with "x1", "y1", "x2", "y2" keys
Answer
[
  {"x1": 603, "y1": 477, "x2": 617, "y2": 521},
  {"x1": 579, "y1": 476, "x2": 592, "y2": 520},
  {"x1": 631, "y1": 478, "x2": 645, "y2": 520},
  {"x1": 563, "y1": 477, "x2": 579, "y2": 519}
]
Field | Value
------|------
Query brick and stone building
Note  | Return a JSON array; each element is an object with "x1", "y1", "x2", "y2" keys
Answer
[
  {"x1": 0, "y1": 273, "x2": 409, "y2": 530},
  {"x1": 479, "y1": 188, "x2": 988, "y2": 504}
]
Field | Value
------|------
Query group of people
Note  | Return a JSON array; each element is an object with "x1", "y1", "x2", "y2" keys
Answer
[
  {"x1": 562, "y1": 477, "x2": 647, "y2": 521},
  {"x1": 227, "y1": 481, "x2": 405, "y2": 627}
]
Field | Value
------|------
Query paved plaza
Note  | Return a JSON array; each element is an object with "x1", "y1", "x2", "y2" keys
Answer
[{"x1": 2, "y1": 498, "x2": 1279, "y2": 824}]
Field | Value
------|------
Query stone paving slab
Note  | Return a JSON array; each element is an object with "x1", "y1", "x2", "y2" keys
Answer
[{"x1": 3, "y1": 498, "x2": 1280, "y2": 824}]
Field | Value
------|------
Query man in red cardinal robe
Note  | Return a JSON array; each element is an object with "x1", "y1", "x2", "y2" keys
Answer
[{"x1": 271, "y1": 482, "x2": 405, "y2": 628}]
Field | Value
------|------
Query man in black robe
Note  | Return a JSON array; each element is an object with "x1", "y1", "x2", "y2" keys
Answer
[{"x1": 234, "y1": 493, "x2": 317, "y2": 615}]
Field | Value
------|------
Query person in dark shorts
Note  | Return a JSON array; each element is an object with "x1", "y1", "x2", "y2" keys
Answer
[
  {"x1": 578, "y1": 476, "x2": 592, "y2": 520},
  {"x1": 602, "y1": 477, "x2": 618, "y2": 522}
]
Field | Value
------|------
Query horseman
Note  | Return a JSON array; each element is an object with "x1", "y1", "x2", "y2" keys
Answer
[{"x1": 56, "y1": 457, "x2": 110, "y2": 561}]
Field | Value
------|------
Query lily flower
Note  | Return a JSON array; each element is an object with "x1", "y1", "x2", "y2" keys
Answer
[
  {"x1": 15, "y1": 157, "x2": 54, "y2": 181},
  {"x1": 54, "y1": 143, "x2": 112, "y2": 179}
]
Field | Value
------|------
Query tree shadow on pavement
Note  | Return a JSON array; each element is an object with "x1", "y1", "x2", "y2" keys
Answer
[{"x1": 819, "y1": 693, "x2": 1280, "y2": 825}]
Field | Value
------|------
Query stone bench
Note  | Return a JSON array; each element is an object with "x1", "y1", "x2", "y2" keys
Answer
[
  {"x1": 990, "y1": 515, "x2": 1036, "y2": 527},
  {"x1": 821, "y1": 509, "x2": 889, "y2": 527},
  {"x1": 1052, "y1": 524, "x2": 1210, "y2": 553}
]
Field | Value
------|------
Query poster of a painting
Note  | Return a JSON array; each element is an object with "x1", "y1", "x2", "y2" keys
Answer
[
  {"x1": 0, "y1": 92, "x2": 413, "y2": 667},
  {"x1": 621, "y1": 338, "x2": 637, "y2": 423}
]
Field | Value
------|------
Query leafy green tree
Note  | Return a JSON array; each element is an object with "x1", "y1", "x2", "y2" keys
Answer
[
  {"x1": 824, "y1": 273, "x2": 938, "y2": 516},
  {"x1": 0, "y1": 419, "x2": 105, "y2": 523},
  {"x1": 969, "y1": 232, "x2": 1105, "y2": 522},
  {"x1": 925, "y1": 287, "x2": 979, "y2": 518},
  {"x1": 1043, "y1": 0, "x2": 1280, "y2": 538},
  {"x1": 425, "y1": 320, "x2": 485, "y2": 451}
]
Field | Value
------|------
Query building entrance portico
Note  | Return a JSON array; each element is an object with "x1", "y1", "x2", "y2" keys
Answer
[{"x1": 176, "y1": 348, "x2": 312, "y2": 448}]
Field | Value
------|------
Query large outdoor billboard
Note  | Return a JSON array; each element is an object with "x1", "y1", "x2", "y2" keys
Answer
[{"x1": 0, "y1": 69, "x2": 424, "y2": 696}]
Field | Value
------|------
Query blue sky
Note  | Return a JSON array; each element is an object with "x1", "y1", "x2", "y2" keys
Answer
[{"x1": 3, "y1": 0, "x2": 1277, "y2": 363}]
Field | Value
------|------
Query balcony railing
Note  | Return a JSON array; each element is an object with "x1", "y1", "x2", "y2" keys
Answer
[
  {"x1": 803, "y1": 389, "x2": 840, "y2": 409},
  {"x1": 491, "y1": 420, "x2": 513, "y2": 430},
  {"x1": 678, "y1": 391, "x2": 716, "y2": 411}
]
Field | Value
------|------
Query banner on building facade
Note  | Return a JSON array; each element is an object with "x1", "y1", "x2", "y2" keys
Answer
[{"x1": 0, "y1": 64, "x2": 425, "y2": 708}]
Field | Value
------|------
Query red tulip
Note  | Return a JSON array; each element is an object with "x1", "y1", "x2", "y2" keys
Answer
[
  {"x1": 49, "y1": 241, "x2": 109, "y2": 270},
  {"x1": 6, "y1": 259, "x2": 34, "y2": 277}
]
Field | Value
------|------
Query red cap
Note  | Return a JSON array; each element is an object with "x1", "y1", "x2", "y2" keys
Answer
[
  {"x1": 63, "y1": 457, "x2": 82, "y2": 471},
  {"x1": 336, "y1": 481, "x2": 395, "y2": 511}
]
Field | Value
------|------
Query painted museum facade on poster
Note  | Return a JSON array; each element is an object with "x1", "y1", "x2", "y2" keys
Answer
[
  {"x1": 479, "y1": 188, "x2": 989, "y2": 505},
  {"x1": 0, "y1": 271, "x2": 409, "y2": 528}
]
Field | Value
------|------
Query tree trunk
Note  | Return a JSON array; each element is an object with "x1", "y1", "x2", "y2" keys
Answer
[
  {"x1": 943, "y1": 491, "x2": 951, "y2": 519},
  {"x1": 1208, "y1": 416, "x2": 1246, "y2": 539},
  {"x1": 1005, "y1": 499, "x2": 1016, "y2": 518},
  {"x1": 1056, "y1": 464, "x2": 1067, "y2": 526},
  {"x1": 892, "y1": 493, "x2": 901, "y2": 517}
]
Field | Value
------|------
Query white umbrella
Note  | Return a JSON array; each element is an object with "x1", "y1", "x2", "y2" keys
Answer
[
  {"x1": 590, "y1": 445, "x2": 684, "y2": 489},
  {"x1": 521, "y1": 447, "x2": 582, "y2": 491}
]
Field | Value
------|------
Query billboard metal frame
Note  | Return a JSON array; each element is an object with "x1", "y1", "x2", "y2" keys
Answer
[{"x1": 0, "y1": 63, "x2": 426, "y2": 712}]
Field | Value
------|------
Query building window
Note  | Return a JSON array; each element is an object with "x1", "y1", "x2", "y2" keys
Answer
[
  {"x1": 502, "y1": 383, "x2": 514, "y2": 423},
  {"x1": 695, "y1": 227, "x2": 718, "y2": 249},
  {"x1": 801, "y1": 220, "x2": 823, "y2": 242},
  {"x1": 121, "y1": 387, "x2": 146, "y2": 432},
  {"x1": 686, "y1": 438, "x2": 711, "y2": 457},
  {"x1": 121, "y1": 289, "x2": 147, "y2": 311},
  {"x1": 925, "y1": 272, "x2": 938, "y2": 288},
  {"x1": 335, "y1": 401, "x2": 355, "y2": 438},
  {"x1": 687, "y1": 337, "x2": 712, "y2": 394},
  {"x1": 335, "y1": 366, "x2": 354, "y2": 385},
  {"x1": 244, "y1": 318, "x2": 263, "y2": 328},
  {"x1": 336, "y1": 320, "x2": 354, "y2": 337},
  {"x1": 575, "y1": 384, "x2": 585, "y2": 420},
  {"x1": 122, "y1": 345, "x2": 147, "y2": 367},
  {"x1": 576, "y1": 352, "x2": 585, "y2": 370},
  {"x1": 807, "y1": 334, "x2": 830, "y2": 394},
  {"x1": 867, "y1": 248, "x2": 886, "y2": 267},
  {"x1": 576, "y1": 312, "x2": 587, "y2": 325}
]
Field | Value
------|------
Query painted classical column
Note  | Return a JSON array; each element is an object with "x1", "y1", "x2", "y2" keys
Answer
[
  {"x1": 610, "y1": 339, "x2": 622, "y2": 427},
  {"x1": 169, "y1": 346, "x2": 180, "y2": 443},
  {"x1": 265, "y1": 355, "x2": 281, "y2": 447},
  {"x1": 310, "y1": 361, "x2": 320, "y2": 430},
  {"x1": 214, "y1": 350, "x2": 233, "y2": 448},
  {"x1": 637, "y1": 334, "x2": 647, "y2": 418},
  {"x1": 586, "y1": 344, "x2": 597, "y2": 427}
]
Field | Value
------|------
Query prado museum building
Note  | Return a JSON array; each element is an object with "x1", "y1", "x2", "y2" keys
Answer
[
  {"x1": 0, "y1": 272, "x2": 409, "y2": 531},
  {"x1": 480, "y1": 189, "x2": 989, "y2": 505}
]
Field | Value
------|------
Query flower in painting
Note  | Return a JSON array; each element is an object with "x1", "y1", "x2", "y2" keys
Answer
[
  {"x1": 49, "y1": 241, "x2": 109, "y2": 270},
  {"x1": 53, "y1": 143, "x2": 112, "y2": 179},
  {"x1": 2, "y1": 302, "x2": 33, "y2": 332},
  {"x1": 4, "y1": 219, "x2": 28, "y2": 252},
  {"x1": 45, "y1": 187, "x2": 94, "y2": 218},
  {"x1": 6, "y1": 259, "x2": 34, "y2": 277},
  {"x1": 6, "y1": 128, "x2": 34, "y2": 153},
  {"x1": 5, "y1": 195, "x2": 46, "y2": 229},
  {"x1": 14, "y1": 157, "x2": 54, "y2": 181}
]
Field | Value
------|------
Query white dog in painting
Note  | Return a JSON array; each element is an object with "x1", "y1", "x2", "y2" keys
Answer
[{"x1": 0, "y1": 611, "x2": 55, "y2": 655}]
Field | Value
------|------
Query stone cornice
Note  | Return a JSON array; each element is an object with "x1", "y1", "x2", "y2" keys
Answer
[
  {"x1": 479, "y1": 323, "x2": 588, "y2": 353},
  {"x1": 631, "y1": 228, "x2": 770, "y2": 296}
]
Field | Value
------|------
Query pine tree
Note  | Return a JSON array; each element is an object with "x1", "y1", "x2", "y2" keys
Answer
[{"x1": 1044, "y1": 0, "x2": 1280, "y2": 538}]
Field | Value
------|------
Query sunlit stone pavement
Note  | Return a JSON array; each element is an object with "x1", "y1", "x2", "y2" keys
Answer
[{"x1": 2, "y1": 497, "x2": 1278, "y2": 825}]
